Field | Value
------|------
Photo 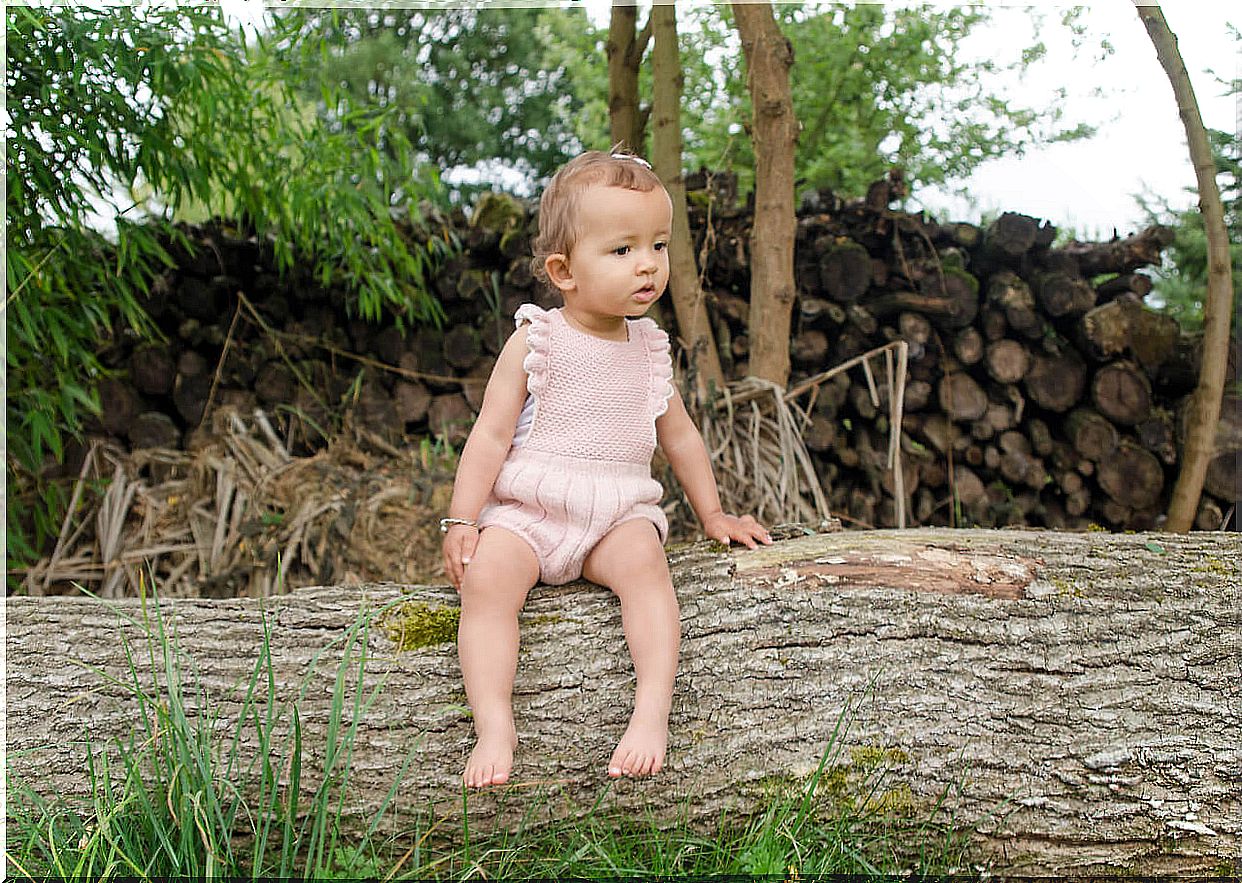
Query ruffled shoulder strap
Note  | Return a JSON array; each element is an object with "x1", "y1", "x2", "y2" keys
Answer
[
  {"x1": 513, "y1": 303, "x2": 551, "y2": 401},
  {"x1": 513, "y1": 302, "x2": 550, "y2": 329},
  {"x1": 631, "y1": 317, "x2": 676, "y2": 419}
]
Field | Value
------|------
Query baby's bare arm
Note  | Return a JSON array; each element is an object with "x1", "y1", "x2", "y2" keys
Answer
[
  {"x1": 442, "y1": 327, "x2": 531, "y2": 589},
  {"x1": 656, "y1": 387, "x2": 724, "y2": 524},
  {"x1": 656, "y1": 387, "x2": 773, "y2": 549},
  {"x1": 447, "y1": 327, "x2": 531, "y2": 521}
]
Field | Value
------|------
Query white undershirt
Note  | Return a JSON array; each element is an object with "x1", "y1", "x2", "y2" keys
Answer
[{"x1": 511, "y1": 393, "x2": 535, "y2": 448}]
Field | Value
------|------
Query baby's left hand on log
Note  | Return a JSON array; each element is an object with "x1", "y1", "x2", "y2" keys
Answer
[{"x1": 703, "y1": 513, "x2": 773, "y2": 550}]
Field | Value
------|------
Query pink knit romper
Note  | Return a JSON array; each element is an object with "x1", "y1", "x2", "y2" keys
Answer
[{"x1": 476, "y1": 303, "x2": 675, "y2": 586}]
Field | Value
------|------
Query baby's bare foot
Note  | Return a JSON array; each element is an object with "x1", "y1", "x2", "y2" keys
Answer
[
  {"x1": 463, "y1": 728, "x2": 517, "y2": 789},
  {"x1": 607, "y1": 715, "x2": 667, "y2": 778}
]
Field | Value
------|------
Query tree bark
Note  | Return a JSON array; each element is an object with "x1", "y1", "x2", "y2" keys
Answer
[
  {"x1": 1137, "y1": 5, "x2": 1236, "y2": 531},
  {"x1": 606, "y1": 2, "x2": 649, "y2": 153},
  {"x1": 650, "y1": 3, "x2": 724, "y2": 396},
  {"x1": 1096, "y1": 272, "x2": 1155, "y2": 302},
  {"x1": 733, "y1": 1, "x2": 797, "y2": 386},
  {"x1": 8, "y1": 529, "x2": 1239, "y2": 874}
]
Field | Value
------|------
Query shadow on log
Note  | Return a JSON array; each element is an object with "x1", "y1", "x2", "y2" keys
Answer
[{"x1": 6, "y1": 528, "x2": 1239, "y2": 874}]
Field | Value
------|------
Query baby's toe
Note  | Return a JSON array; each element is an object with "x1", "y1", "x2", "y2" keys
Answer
[{"x1": 608, "y1": 747, "x2": 632, "y2": 778}]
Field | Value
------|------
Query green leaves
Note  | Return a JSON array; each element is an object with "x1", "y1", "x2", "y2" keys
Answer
[
  {"x1": 1143, "y1": 114, "x2": 1242, "y2": 331},
  {"x1": 5, "y1": 5, "x2": 455, "y2": 586},
  {"x1": 271, "y1": 6, "x2": 606, "y2": 189},
  {"x1": 676, "y1": 3, "x2": 1097, "y2": 199}
]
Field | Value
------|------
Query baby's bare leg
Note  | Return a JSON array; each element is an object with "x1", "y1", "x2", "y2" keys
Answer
[
  {"x1": 582, "y1": 518, "x2": 679, "y2": 777},
  {"x1": 457, "y1": 525, "x2": 540, "y2": 788}
]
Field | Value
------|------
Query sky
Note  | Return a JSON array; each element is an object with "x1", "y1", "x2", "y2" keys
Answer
[
  {"x1": 913, "y1": 2, "x2": 1240, "y2": 239},
  {"x1": 220, "y1": 0, "x2": 1239, "y2": 238}
]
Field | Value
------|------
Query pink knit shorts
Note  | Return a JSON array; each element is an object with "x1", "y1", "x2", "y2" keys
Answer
[{"x1": 477, "y1": 449, "x2": 669, "y2": 586}]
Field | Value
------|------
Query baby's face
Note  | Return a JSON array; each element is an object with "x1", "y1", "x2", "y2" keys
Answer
[{"x1": 559, "y1": 184, "x2": 672, "y2": 318}]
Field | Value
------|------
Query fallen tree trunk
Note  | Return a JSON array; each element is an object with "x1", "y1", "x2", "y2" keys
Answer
[{"x1": 6, "y1": 528, "x2": 1240, "y2": 874}]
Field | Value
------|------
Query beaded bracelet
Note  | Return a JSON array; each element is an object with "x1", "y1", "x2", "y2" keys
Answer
[{"x1": 439, "y1": 517, "x2": 479, "y2": 533}]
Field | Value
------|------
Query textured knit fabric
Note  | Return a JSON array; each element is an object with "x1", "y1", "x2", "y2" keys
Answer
[{"x1": 477, "y1": 303, "x2": 675, "y2": 585}]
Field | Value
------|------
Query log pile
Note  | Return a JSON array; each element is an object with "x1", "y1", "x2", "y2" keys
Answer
[
  {"x1": 691, "y1": 182, "x2": 1236, "y2": 532},
  {"x1": 68, "y1": 184, "x2": 1237, "y2": 543},
  {"x1": 88, "y1": 212, "x2": 496, "y2": 459}
]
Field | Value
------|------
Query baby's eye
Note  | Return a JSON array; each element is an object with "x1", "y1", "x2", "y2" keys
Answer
[
  {"x1": 613, "y1": 245, "x2": 630, "y2": 256},
  {"x1": 654, "y1": 241, "x2": 668, "y2": 251}
]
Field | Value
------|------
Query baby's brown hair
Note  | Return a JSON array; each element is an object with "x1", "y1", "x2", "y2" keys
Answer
[{"x1": 531, "y1": 149, "x2": 665, "y2": 289}]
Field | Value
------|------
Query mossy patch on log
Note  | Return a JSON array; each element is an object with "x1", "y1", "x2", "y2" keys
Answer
[
  {"x1": 381, "y1": 600, "x2": 461, "y2": 651},
  {"x1": 749, "y1": 743, "x2": 925, "y2": 820},
  {"x1": 944, "y1": 264, "x2": 980, "y2": 296},
  {"x1": 1191, "y1": 555, "x2": 1236, "y2": 578}
]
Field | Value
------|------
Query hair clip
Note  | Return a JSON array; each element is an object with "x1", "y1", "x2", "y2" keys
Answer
[{"x1": 611, "y1": 153, "x2": 652, "y2": 170}]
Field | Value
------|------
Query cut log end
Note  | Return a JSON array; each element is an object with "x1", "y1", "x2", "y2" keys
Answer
[
  {"x1": 1092, "y1": 361, "x2": 1153, "y2": 426},
  {"x1": 1097, "y1": 441, "x2": 1165, "y2": 510}
]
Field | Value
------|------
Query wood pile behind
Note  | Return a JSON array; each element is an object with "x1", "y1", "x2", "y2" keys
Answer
[{"x1": 71, "y1": 184, "x2": 1238, "y2": 536}]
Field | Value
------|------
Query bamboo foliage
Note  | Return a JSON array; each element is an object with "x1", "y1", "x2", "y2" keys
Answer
[{"x1": 4, "y1": 5, "x2": 454, "y2": 584}]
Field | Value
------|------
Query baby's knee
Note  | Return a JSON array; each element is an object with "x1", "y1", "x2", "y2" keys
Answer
[
  {"x1": 611, "y1": 559, "x2": 676, "y2": 603},
  {"x1": 627, "y1": 543, "x2": 672, "y2": 582},
  {"x1": 459, "y1": 560, "x2": 534, "y2": 613}
]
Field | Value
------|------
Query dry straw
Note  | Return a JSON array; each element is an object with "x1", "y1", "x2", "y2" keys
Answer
[
  {"x1": 679, "y1": 340, "x2": 910, "y2": 533},
  {"x1": 19, "y1": 408, "x2": 448, "y2": 598},
  {"x1": 20, "y1": 345, "x2": 909, "y2": 597}
]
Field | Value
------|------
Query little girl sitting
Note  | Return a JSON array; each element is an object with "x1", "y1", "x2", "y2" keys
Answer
[{"x1": 440, "y1": 150, "x2": 772, "y2": 789}]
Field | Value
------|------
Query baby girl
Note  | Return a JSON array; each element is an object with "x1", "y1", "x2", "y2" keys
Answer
[{"x1": 440, "y1": 150, "x2": 772, "y2": 789}]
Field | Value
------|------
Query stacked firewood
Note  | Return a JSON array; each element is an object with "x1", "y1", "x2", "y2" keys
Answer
[
  {"x1": 88, "y1": 212, "x2": 506, "y2": 456},
  {"x1": 692, "y1": 183, "x2": 1236, "y2": 531},
  {"x1": 78, "y1": 183, "x2": 1237, "y2": 534}
]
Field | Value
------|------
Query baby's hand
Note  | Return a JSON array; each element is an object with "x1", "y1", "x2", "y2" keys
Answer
[
  {"x1": 703, "y1": 513, "x2": 773, "y2": 550},
  {"x1": 442, "y1": 525, "x2": 480, "y2": 592}
]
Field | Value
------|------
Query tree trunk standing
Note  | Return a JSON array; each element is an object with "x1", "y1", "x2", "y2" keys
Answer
[
  {"x1": 1137, "y1": 5, "x2": 1236, "y2": 531},
  {"x1": 7, "y1": 529, "x2": 1240, "y2": 874},
  {"x1": 606, "y1": 2, "x2": 672, "y2": 333},
  {"x1": 733, "y1": 1, "x2": 798, "y2": 387},
  {"x1": 606, "y1": 2, "x2": 649, "y2": 153},
  {"x1": 650, "y1": 3, "x2": 725, "y2": 397}
]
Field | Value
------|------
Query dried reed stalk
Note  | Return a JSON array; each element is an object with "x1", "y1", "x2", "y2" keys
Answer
[{"x1": 687, "y1": 340, "x2": 910, "y2": 531}]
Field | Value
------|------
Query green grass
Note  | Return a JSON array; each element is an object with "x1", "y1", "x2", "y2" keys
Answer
[{"x1": 5, "y1": 575, "x2": 982, "y2": 881}]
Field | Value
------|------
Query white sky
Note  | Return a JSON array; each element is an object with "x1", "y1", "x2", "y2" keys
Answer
[
  {"x1": 222, "y1": 1, "x2": 1240, "y2": 236},
  {"x1": 915, "y1": 2, "x2": 1240, "y2": 238}
]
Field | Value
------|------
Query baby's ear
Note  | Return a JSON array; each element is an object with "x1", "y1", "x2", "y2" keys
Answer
[{"x1": 544, "y1": 254, "x2": 575, "y2": 292}]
